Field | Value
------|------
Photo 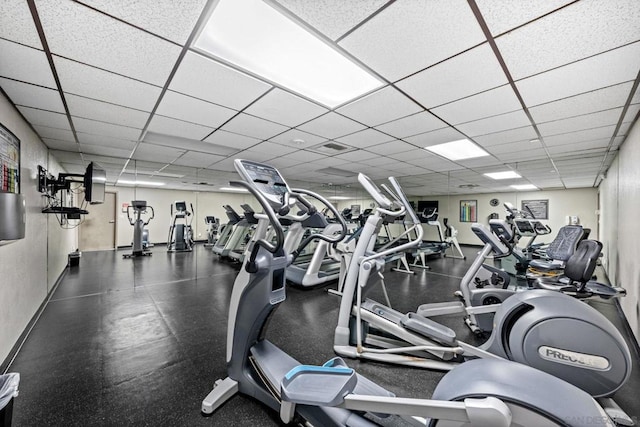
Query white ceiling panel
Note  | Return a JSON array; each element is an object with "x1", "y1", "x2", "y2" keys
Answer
[
  {"x1": 366, "y1": 140, "x2": 414, "y2": 156},
  {"x1": 204, "y1": 130, "x2": 260, "y2": 150},
  {"x1": 406, "y1": 157, "x2": 464, "y2": 172},
  {"x1": 269, "y1": 129, "x2": 327, "y2": 149},
  {"x1": 336, "y1": 128, "x2": 394, "y2": 149},
  {"x1": 621, "y1": 104, "x2": 640, "y2": 129},
  {"x1": 516, "y1": 42, "x2": 640, "y2": 107},
  {"x1": 54, "y1": 57, "x2": 162, "y2": 111},
  {"x1": 332, "y1": 149, "x2": 379, "y2": 163},
  {"x1": 72, "y1": 117, "x2": 140, "y2": 140},
  {"x1": 496, "y1": 148, "x2": 548, "y2": 162},
  {"x1": 170, "y1": 51, "x2": 271, "y2": 110},
  {"x1": 538, "y1": 108, "x2": 623, "y2": 137},
  {"x1": 476, "y1": 0, "x2": 574, "y2": 36},
  {"x1": 220, "y1": 113, "x2": 288, "y2": 140},
  {"x1": 547, "y1": 138, "x2": 612, "y2": 155},
  {"x1": 387, "y1": 148, "x2": 432, "y2": 162},
  {"x1": 456, "y1": 110, "x2": 531, "y2": 137},
  {"x1": 339, "y1": 0, "x2": 485, "y2": 81},
  {"x1": 49, "y1": 150, "x2": 83, "y2": 164},
  {"x1": 268, "y1": 157, "x2": 308, "y2": 169},
  {"x1": 17, "y1": 106, "x2": 69, "y2": 129},
  {"x1": 396, "y1": 43, "x2": 507, "y2": 108},
  {"x1": 0, "y1": 78, "x2": 64, "y2": 112},
  {"x1": 33, "y1": 125, "x2": 74, "y2": 142},
  {"x1": 432, "y1": 84, "x2": 521, "y2": 125},
  {"x1": 404, "y1": 126, "x2": 467, "y2": 148},
  {"x1": 156, "y1": 90, "x2": 237, "y2": 128},
  {"x1": 0, "y1": 0, "x2": 43, "y2": 49},
  {"x1": 132, "y1": 142, "x2": 185, "y2": 162},
  {"x1": 272, "y1": 0, "x2": 387, "y2": 41},
  {"x1": 79, "y1": 0, "x2": 207, "y2": 45},
  {"x1": 41, "y1": 138, "x2": 78, "y2": 151},
  {"x1": 65, "y1": 94, "x2": 150, "y2": 129},
  {"x1": 144, "y1": 132, "x2": 241, "y2": 156},
  {"x1": 544, "y1": 125, "x2": 617, "y2": 147},
  {"x1": 337, "y1": 86, "x2": 422, "y2": 126},
  {"x1": 207, "y1": 158, "x2": 237, "y2": 172},
  {"x1": 37, "y1": 1, "x2": 181, "y2": 85},
  {"x1": 456, "y1": 156, "x2": 504, "y2": 168},
  {"x1": 79, "y1": 144, "x2": 133, "y2": 158},
  {"x1": 147, "y1": 115, "x2": 215, "y2": 140},
  {"x1": 243, "y1": 88, "x2": 327, "y2": 127},
  {"x1": 375, "y1": 111, "x2": 447, "y2": 139},
  {"x1": 245, "y1": 141, "x2": 298, "y2": 157},
  {"x1": 298, "y1": 112, "x2": 366, "y2": 139},
  {"x1": 472, "y1": 126, "x2": 537, "y2": 147},
  {"x1": 529, "y1": 82, "x2": 634, "y2": 124},
  {"x1": 488, "y1": 139, "x2": 543, "y2": 154},
  {"x1": 76, "y1": 133, "x2": 136, "y2": 150},
  {"x1": 173, "y1": 151, "x2": 225, "y2": 168},
  {"x1": 496, "y1": 0, "x2": 640, "y2": 80},
  {"x1": 277, "y1": 150, "x2": 325, "y2": 163},
  {"x1": 0, "y1": 39, "x2": 55, "y2": 87}
]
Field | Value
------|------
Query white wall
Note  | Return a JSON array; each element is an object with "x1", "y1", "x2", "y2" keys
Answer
[
  {"x1": 0, "y1": 92, "x2": 77, "y2": 364},
  {"x1": 600, "y1": 117, "x2": 640, "y2": 341}
]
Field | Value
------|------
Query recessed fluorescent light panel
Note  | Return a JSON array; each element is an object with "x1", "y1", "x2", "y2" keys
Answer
[
  {"x1": 424, "y1": 139, "x2": 490, "y2": 161},
  {"x1": 117, "y1": 180, "x2": 165, "y2": 186},
  {"x1": 484, "y1": 171, "x2": 522, "y2": 180},
  {"x1": 511, "y1": 184, "x2": 538, "y2": 190},
  {"x1": 220, "y1": 187, "x2": 249, "y2": 193},
  {"x1": 328, "y1": 196, "x2": 351, "y2": 200},
  {"x1": 193, "y1": 0, "x2": 383, "y2": 108}
]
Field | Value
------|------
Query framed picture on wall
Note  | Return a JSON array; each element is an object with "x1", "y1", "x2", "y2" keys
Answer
[
  {"x1": 0, "y1": 122, "x2": 20, "y2": 194},
  {"x1": 521, "y1": 199, "x2": 548, "y2": 219},
  {"x1": 460, "y1": 200, "x2": 477, "y2": 222}
]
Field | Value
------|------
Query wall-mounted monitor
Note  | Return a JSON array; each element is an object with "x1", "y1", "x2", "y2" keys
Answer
[{"x1": 84, "y1": 162, "x2": 106, "y2": 204}]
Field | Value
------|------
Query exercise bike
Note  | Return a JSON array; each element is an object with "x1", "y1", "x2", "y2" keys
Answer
[
  {"x1": 123, "y1": 200, "x2": 154, "y2": 259},
  {"x1": 200, "y1": 159, "x2": 616, "y2": 427}
]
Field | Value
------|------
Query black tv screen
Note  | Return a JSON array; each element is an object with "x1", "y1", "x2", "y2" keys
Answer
[{"x1": 84, "y1": 162, "x2": 106, "y2": 204}]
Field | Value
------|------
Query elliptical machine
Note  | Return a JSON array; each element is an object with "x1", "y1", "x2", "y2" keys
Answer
[
  {"x1": 201, "y1": 159, "x2": 617, "y2": 427},
  {"x1": 203, "y1": 216, "x2": 219, "y2": 248},
  {"x1": 167, "y1": 201, "x2": 194, "y2": 252},
  {"x1": 123, "y1": 200, "x2": 154, "y2": 259}
]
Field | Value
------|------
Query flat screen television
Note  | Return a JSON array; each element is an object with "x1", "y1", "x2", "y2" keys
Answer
[{"x1": 84, "y1": 162, "x2": 106, "y2": 204}]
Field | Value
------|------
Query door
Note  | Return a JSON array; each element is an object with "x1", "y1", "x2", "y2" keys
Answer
[{"x1": 79, "y1": 192, "x2": 116, "y2": 251}]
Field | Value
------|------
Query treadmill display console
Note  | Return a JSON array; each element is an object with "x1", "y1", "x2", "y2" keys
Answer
[
  {"x1": 531, "y1": 220, "x2": 548, "y2": 234},
  {"x1": 514, "y1": 219, "x2": 535, "y2": 234},
  {"x1": 234, "y1": 159, "x2": 289, "y2": 205}
]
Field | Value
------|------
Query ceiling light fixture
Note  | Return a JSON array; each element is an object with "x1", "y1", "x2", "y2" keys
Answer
[
  {"x1": 328, "y1": 196, "x2": 352, "y2": 200},
  {"x1": 484, "y1": 171, "x2": 522, "y2": 180},
  {"x1": 424, "y1": 139, "x2": 490, "y2": 161},
  {"x1": 219, "y1": 186, "x2": 249, "y2": 193},
  {"x1": 193, "y1": 0, "x2": 383, "y2": 108},
  {"x1": 511, "y1": 184, "x2": 538, "y2": 190},
  {"x1": 117, "y1": 180, "x2": 165, "y2": 186}
]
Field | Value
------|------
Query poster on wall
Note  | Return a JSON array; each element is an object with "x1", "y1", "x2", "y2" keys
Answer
[
  {"x1": 460, "y1": 200, "x2": 477, "y2": 222},
  {"x1": 0, "y1": 122, "x2": 20, "y2": 194},
  {"x1": 521, "y1": 199, "x2": 548, "y2": 219}
]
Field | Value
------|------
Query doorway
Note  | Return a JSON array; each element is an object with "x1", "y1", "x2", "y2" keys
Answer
[{"x1": 79, "y1": 192, "x2": 116, "y2": 251}]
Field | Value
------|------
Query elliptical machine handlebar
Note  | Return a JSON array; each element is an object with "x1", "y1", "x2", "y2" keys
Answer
[{"x1": 143, "y1": 206, "x2": 154, "y2": 226}]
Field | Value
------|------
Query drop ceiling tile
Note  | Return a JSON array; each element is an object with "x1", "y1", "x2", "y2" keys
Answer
[
  {"x1": 404, "y1": 126, "x2": 467, "y2": 148},
  {"x1": 396, "y1": 43, "x2": 508, "y2": 109},
  {"x1": 336, "y1": 128, "x2": 394, "y2": 149},
  {"x1": 374, "y1": 111, "x2": 447, "y2": 139},
  {"x1": 272, "y1": 0, "x2": 387, "y2": 40},
  {"x1": 173, "y1": 151, "x2": 225, "y2": 168},
  {"x1": 496, "y1": 148, "x2": 549, "y2": 162},
  {"x1": 309, "y1": 157, "x2": 353, "y2": 168},
  {"x1": 49, "y1": 150, "x2": 83, "y2": 163},
  {"x1": 147, "y1": 115, "x2": 215, "y2": 140},
  {"x1": 72, "y1": 117, "x2": 140, "y2": 140},
  {"x1": 79, "y1": 0, "x2": 207, "y2": 45},
  {"x1": 332, "y1": 150, "x2": 379, "y2": 162},
  {"x1": 0, "y1": 78, "x2": 64, "y2": 112},
  {"x1": 170, "y1": 51, "x2": 271, "y2": 110},
  {"x1": 456, "y1": 110, "x2": 531, "y2": 137},
  {"x1": 405, "y1": 157, "x2": 463, "y2": 172},
  {"x1": 144, "y1": 132, "x2": 241, "y2": 157},
  {"x1": 76, "y1": 133, "x2": 136, "y2": 150},
  {"x1": 268, "y1": 129, "x2": 327, "y2": 149},
  {"x1": 54, "y1": 57, "x2": 162, "y2": 111},
  {"x1": 79, "y1": 144, "x2": 133, "y2": 158},
  {"x1": 277, "y1": 150, "x2": 325, "y2": 163},
  {"x1": 546, "y1": 138, "x2": 612, "y2": 155},
  {"x1": 472, "y1": 126, "x2": 537, "y2": 147},
  {"x1": 37, "y1": 1, "x2": 181, "y2": 85},
  {"x1": 538, "y1": 108, "x2": 623, "y2": 137},
  {"x1": 132, "y1": 142, "x2": 185, "y2": 162},
  {"x1": 65, "y1": 94, "x2": 150, "y2": 129},
  {"x1": 456, "y1": 156, "x2": 504, "y2": 168},
  {"x1": 268, "y1": 157, "x2": 307, "y2": 169},
  {"x1": 488, "y1": 140, "x2": 543, "y2": 154},
  {"x1": 516, "y1": 42, "x2": 640, "y2": 107},
  {"x1": 366, "y1": 140, "x2": 414, "y2": 156},
  {"x1": 246, "y1": 141, "x2": 299, "y2": 157},
  {"x1": 220, "y1": 113, "x2": 288, "y2": 140},
  {"x1": 621, "y1": 104, "x2": 640, "y2": 128},
  {"x1": 339, "y1": 0, "x2": 485, "y2": 81},
  {"x1": 0, "y1": 0, "x2": 43, "y2": 48},
  {"x1": 386, "y1": 148, "x2": 431, "y2": 162},
  {"x1": 431, "y1": 85, "x2": 522, "y2": 125},
  {"x1": 337, "y1": 86, "x2": 422, "y2": 126},
  {"x1": 33, "y1": 125, "x2": 74, "y2": 142},
  {"x1": 496, "y1": 0, "x2": 640, "y2": 80},
  {"x1": 243, "y1": 88, "x2": 328, "y2": 127},
  {"x1": 476, "y1": 0, "x2": 574, "y2": 36},
  {"x1": 204, "y1": 130, "x2": 260, "y2": 150},
  {"x1": 544, "y1": 125, "x2": 617, "y2": 146},
  {"x1": 42, "y1": 138, "x2": 78, "y2": 152},
  {"x1": 297, "y1": 112, "x2": 366, "y2": 139},
  {"x1": 0, "y1": 39, "x2": 55, "y2": 87},
  {"x1": 156, "y1": 90, "x2": 237, "y2": 128},
  {"x1": 529, "y1": 82, "x2": 634, "y2": 123},
  {"x1": 17, "y1": 106, "x2": 69, "y2": 129}
]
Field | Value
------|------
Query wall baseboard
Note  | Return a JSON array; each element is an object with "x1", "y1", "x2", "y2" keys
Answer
[{"x1": 1, "y1": 267, "x2": 68, "y2": 374}]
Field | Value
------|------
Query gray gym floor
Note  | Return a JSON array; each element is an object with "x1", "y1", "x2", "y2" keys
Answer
[{"x1": 6, "y1": 244, "x2": 640, "y2": 426}]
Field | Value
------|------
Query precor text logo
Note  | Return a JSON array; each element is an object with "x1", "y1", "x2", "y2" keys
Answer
[{"x1": 538, "y1": 346, "x2": 609, "y2": 370}]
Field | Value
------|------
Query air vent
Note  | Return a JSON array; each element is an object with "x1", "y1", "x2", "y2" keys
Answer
[
  {"x1": 459, "y1": 184, "x2": 480, "y2": 189},
  {"x1": 308, "y1": 141, "x2": 357, "y2": 155},
  {"x1": 317, "y1": 167, "x2": 356, "y2": 177}
]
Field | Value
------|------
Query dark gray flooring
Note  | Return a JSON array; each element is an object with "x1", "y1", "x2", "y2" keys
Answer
[{"x1": 6, "y1": 245, "x2": 640, "y2": 426}]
